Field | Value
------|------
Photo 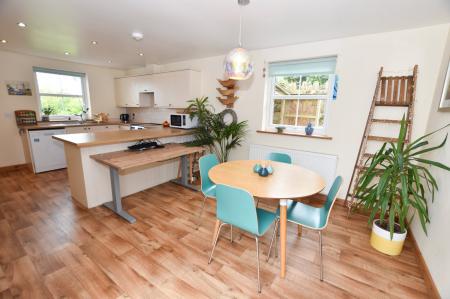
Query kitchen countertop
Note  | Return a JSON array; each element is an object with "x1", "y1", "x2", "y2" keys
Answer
[
  {"x1": 53, "y1": 127, "x2": 193, "y2": 148},
  {"x1": 18, "y1": 121, "x2": 133, "y2": 130}
]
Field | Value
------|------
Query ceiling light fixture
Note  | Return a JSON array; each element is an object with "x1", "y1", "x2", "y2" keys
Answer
[
  {"x1": 107, "y1": 60, "x2": 112, "y2": 64},
  {"x1": 91, "y1": 41, "x2": 98, "y2": 45},
  {"x1": 224, "y1": 0, "x2": 253, "y2": 81},
  {"x1": 131, "y1": 32, "x2": 144, "y2": 41},
  {"x1": 17, "y1": 22, "x2": 27, "y2": 28},
  {"x1": 1, "y1": 39, "x2": 6, "y2": 44},
  {"x1": 64, "y1": 52, "x2": 70, "y2": 55},
  {"x1": 139, "y1": 53, "x2": 144, "y2": 56}
]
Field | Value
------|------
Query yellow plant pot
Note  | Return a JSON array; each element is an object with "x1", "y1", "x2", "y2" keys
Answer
[{"x1": 370, "y1": 219, "x2": 407, "y2": 256}]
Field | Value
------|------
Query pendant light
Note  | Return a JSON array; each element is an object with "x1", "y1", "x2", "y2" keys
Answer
[{"x1": 224, "y1": 0, "x2": 253, "y2": 80}]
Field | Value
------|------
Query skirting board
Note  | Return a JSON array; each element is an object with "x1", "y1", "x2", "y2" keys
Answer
[
  {"x1": 0, "y1": 163, "x2": 31, "y2": 173},
  {"x1": 408, "y1": 229, "x2": 441, "y2": 299}
]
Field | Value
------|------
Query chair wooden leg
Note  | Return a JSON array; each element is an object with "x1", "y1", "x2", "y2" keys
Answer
[
  {"x1": 255, "y1": 236, "x2": 261, "y2": 293},
  {"x1": 297, "y1": 225, "x2": 302, "y2": 237},
  {"x1": 319, "y1": 230, "x2": 323, "y2": 281},
  {"x1": 266, "y1": 219, "x2": 279, "y2": 262},
  {"x1": 196, "y1": 196, "x2": 208, "y2": 229},
  {"x1": 209, "y1": 223, "x2": 225, "y2": 264},
  {"x1": 212, "y1": 219, "x2": 221, "y2": 245},
  {"x1": 230, "y1": 225, "x2": 233, "y2": 243}
]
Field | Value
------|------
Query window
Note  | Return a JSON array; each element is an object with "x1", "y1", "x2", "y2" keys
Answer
[
  {"x1": 33, "y1": 67, "x2": 89, "y2": 120},
  {"x1": 265, "y1": 57, "x2": 337, "y2": 134}
]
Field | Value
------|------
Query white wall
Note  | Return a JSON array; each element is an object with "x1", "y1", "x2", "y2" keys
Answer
[
  {"x1": 128, "y1": 24, "x2": 450, "y2": 199},
  {"x1": 0, "y1": 50, "x2": 125, "y2": 167},
  {"x1": 410, "y1": 28, "x2": 450, "y2": 298}
]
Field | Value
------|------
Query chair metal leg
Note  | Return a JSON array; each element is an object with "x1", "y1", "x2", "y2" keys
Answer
[
  {"x1": 209, "y1": 223, "x2": 226, "y2": 264},
  {"x1": 196, "y1": 196, "x2": 208, "y2": 229},
  {"x1": 255, "y1": 236, "x2": 261, "y2": 293},
  {"x1": 266, "y1": 219, "x2": 279, "y2": 262},
  {"x1": 319, "y1": 230, "x2": 323, "y2": 281}
]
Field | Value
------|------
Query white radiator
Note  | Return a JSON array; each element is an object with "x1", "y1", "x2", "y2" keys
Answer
[{"x1": 249, "y1": 144, "x2": 338, "y2": 194}]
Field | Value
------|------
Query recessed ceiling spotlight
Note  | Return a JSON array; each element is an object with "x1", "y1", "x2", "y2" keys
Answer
[
  {"x1": 17, "y1": 22, "x2": 26, "y2": 28},
  {"x1": 64, "y1": 52, "x2": 70, "y2": 55},
  {"x1": 107, "y1": 60, "x2": 112, "y2": 63},
  {"x1": 1, "y1": 39, "x2": 6, "y2": 44},
  {"x1": 91, "y1": 41, "x2": 98, "y2": 45},
  {"x1": 139, "y1": 53, "x2": 144, "y2": 56},
  {"x1": 131, "y1": 32, "x2": 144, "y2": 41}
]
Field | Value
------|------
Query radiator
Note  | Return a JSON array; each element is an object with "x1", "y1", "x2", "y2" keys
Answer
[{"x1": 249, "y1": 144, "x2": 338, "y2": 194}]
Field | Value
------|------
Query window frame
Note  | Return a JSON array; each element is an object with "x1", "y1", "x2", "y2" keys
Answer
[
  {"x1": 265, "y1": 73, "x2": 335, "y2": 135},
  {"x1": 33, "y1": 67, "x2": 90, "y2": 121}
]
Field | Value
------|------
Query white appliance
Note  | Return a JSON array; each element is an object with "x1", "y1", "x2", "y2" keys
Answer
[
  {"x1": 169, "y1": 113, "x2": 198, "y2": 129},
  {"x1": 29, "y1": 129, "x2": 67, "y2": 173}
]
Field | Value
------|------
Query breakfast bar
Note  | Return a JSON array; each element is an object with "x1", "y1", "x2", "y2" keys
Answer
[
  {"x1": 90, "y1": 143, "x2": 204, "y2": 222},
  {"x1": 53, "y1": 127, "x2": 195, "y2": 208}
]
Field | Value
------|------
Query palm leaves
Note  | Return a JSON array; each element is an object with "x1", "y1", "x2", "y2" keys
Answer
[
  {"x1": 185, "y1": 97, "x2": 248, "y2": 162},
  {"x1": 354, "y1": 116, "x2": 450, "y2": 239}
]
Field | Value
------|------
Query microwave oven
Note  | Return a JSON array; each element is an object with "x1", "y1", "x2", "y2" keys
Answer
[{"x1": 169, "y1": 113, "x2": 198, "y2": 129}]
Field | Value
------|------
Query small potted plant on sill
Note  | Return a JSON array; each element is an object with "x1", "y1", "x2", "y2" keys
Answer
[
  {"x1": 41, "y1": 106, "x2": 54, "y2": 122},
  {"x1": 353, "y1": 116, "x2": 450, "y2": 256}
]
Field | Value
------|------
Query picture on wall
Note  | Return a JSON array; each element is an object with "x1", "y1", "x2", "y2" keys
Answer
[
  {"x1": 439, "y1": 59, "x2": 450, "y2": 111},
  {"x1": 5, "y1": 81, "x2": 32, "y2": 96}
]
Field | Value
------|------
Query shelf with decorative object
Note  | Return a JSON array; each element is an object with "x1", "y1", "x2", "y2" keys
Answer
[{"x1": 216, "y1": 79, "x2": 239, "y2": 108}]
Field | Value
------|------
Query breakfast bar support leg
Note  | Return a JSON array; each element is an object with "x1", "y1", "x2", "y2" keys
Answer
[
  {"x1": 280, "y1": 199, "x2": 287, "y2": 278},
  {"x1": 103, "y1": 168, "x2": 136, "y2": 224}
]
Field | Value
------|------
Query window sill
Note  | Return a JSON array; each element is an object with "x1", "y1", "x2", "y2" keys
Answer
[{"x1": 256, "y1": 129, "x2": 332, "y2": 140}]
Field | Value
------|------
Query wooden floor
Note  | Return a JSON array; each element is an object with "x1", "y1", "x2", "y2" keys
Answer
[{"x1": 0, "y1": 168, "x2": 431, "y2": 299}]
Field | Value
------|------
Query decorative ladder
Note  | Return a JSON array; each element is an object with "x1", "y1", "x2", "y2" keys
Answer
[{"x1": 345, "y1": 65, "x2": 418, "y2": 214}]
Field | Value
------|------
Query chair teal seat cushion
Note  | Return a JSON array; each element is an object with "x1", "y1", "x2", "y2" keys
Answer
[
  {"x1": 256, "y1": 208, "x2": 277, "y2": 236},
  {"x1": 203, "y1": 185, "x2": 216, "y2": 198},
  {"x1": 277, "y1": 200, "x2": 326, "y2": 230}
]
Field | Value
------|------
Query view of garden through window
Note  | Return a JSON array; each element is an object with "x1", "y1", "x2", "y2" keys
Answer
[
  {"x1": 35, "y1": 71, "x2": 86, "y2": 116},
  {"x1": 272, "y1": 75, "x2": 328, "y2": 127}
]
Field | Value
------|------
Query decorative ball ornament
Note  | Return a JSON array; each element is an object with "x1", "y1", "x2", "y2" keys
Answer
[{"x1": 224, "y1": 47, "x2": 253, "y2": 80}]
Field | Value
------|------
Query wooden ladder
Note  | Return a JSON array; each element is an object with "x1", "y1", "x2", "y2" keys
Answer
[{"x1": 345, "y1": 65, "x2": 418, "y2": 213}]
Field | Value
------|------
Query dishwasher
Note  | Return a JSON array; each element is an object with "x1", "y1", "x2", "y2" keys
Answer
[{"x1": 29, "y1": 129, "x2": 67, "y2": 173}]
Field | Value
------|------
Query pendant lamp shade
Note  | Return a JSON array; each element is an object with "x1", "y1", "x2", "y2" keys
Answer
[
  {"x1": 223, "y1": 0, "x2": 253, "y2": 80},
  {"x1": 224, "y1": 47, "x2": 253, "y2": 80}
]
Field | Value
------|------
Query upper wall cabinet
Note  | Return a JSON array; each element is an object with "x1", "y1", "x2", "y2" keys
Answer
[{"x1": 115, "y1": 70, "x2": 201, "y2": 108}]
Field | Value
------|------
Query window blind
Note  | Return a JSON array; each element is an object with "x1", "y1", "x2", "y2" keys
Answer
[
  {"x1": 268, "y1": 56, "x2": 337, "y2": 77},
  {"x1": 33, "y1": 67, "x2": 86, "y2": 78}
]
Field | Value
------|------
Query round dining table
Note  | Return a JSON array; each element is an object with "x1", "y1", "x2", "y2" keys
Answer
[{"x1": 208, "y1": 160, "x2": 326, "y2": 278}]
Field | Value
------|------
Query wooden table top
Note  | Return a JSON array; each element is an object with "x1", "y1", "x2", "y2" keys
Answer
[
  {"x1": 209, "y1": 160, "x2": 326, "y2": 199},
  {"x1": 90, "y1": 143, "x2": 204, "y2": 173},
  {"x1": 53, "y1": 127, "x2": 193, "y2": 148}
]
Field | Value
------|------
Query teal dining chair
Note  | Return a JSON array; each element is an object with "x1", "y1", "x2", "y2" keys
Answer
[
  {"x1": 267, "y1": 176, "x2": 343, "y2": 281},
  {"x1": 209, "y1": 184, "x2": 278, "y2": 293},
  {"x1": 268, "y1": 152, "x2": 292, "y2": 164},
  {"x1": 197, "y1": 154, "x2": 219, "y2": 228}
]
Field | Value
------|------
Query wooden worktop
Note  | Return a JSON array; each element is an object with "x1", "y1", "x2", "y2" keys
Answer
[
  {"x1": 90, "y1": 143, "x2": 204, "y2": 173},
  {"x1": 53, "y1": 127, "x2": 193, "y2": 147}
]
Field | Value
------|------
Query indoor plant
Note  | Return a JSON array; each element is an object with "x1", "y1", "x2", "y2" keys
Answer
[
  {"x1": 41, "y1": 106, "x2": 55, "y2": 122},
  {"x1": 353, "y1": 116, "x2": 450, "y2": 255},
  {"x1": 185, "y1": 97, "x2": 247, "y2": 162}
]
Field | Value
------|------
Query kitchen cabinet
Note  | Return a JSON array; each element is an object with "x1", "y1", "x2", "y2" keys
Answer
[
  {"x1": 114, "y1": 77, "x2": 151, "y2": 108},
  {"x1": 65, "y1": 125, "x2": 120, "y2": 134},
  {"x1": 115, "y1": 70, "x2": 201, "y2": 109}
]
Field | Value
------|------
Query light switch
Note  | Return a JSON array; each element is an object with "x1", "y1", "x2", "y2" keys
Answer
[{"x1": 4, "y1": 112, "x2": 12, "y2": 119}]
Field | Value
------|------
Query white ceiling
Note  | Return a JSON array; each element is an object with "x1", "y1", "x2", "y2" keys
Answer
[{"x1": 0, "y1": 0, "x2": 449, "y2": 69}]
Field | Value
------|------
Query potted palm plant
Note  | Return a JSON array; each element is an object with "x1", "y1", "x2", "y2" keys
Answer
[
  {"x1": 354, "y1": 116, "x2": 450, "y2": 255},
  {"x1": 185, "y1": 97, "x2": 247, "y2": 162}
]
